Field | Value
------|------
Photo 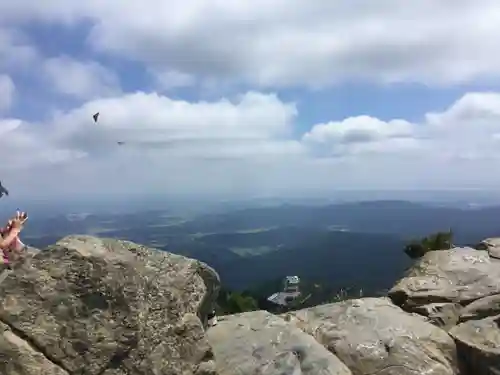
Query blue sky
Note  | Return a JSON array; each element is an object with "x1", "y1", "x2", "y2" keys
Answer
[{"x1": 2, "y1": 0, "x2": 500, "y2": 203}]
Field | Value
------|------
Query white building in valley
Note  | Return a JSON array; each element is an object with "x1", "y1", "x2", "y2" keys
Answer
[{"x1": 267, "y1": 276, "x2": 301, "y2": 306}]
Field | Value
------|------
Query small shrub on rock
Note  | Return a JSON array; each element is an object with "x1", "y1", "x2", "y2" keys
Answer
[{"x1": 404, "y1": 230, "x2": 453, "y2": 259}]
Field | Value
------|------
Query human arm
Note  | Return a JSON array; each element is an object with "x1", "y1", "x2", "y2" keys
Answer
[
  {"x1": 0, "y1": 227, "x2": 20, "y2": 249},
  {"x1": 0, "y1": 211, "x2": 27, "y2": 249}
]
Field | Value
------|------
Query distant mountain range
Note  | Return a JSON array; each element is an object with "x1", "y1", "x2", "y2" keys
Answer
[
  {"x1": 20, "y1": 200, "x2": 499, "y2": 294},
  {"x1": 177, "y1": 200, "x2": 500, "y2": 242}
]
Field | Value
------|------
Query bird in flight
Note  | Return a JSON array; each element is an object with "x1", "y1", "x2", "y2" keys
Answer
[
  {"x1": 0, "y1": 181, "x2": 9, "y2": 198},
  {"x1": 93, "y1": 112, "x2": 124, "y2": 146}
]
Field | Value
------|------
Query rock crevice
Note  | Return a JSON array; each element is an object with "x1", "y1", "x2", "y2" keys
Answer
[{"x1": 1, "y1": 318, "x2": 71, "y2": 371}]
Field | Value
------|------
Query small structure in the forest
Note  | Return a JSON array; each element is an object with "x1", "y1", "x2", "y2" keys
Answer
[{"x1": 267, "y1": 275, "x2": 301, "y2": 306}]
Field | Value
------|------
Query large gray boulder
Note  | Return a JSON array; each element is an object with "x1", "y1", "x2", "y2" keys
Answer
[
  {"x1": 0, "y1": 235, "x2": 220, "y2": 375},
  {"x1": 207, "y1": 310, "x2": 352, "y2": 375},
  {"x1": 286, "y1": 297, "x2": 458, "y2": 375},
  {"x1": 389, "y1": 247, "x2": 500, "y2": 326},
  {"x1": 387, "y1": 244, "x2": 500, "y2": 374}
]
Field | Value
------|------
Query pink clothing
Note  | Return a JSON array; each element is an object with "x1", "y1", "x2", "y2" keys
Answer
[{"x1": 0, "y1": 226, "x2": 23, "y2": 264}]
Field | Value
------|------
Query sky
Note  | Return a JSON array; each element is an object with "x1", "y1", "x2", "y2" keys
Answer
[{"x1": 2, "y1": 1, "x2": 500, "y2": 204}]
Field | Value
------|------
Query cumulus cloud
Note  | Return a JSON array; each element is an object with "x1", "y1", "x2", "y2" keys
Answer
[
  {"x1": 2, "y1": 0, "x2": 500, "y2": 88},
  {"x1": 0, "y1": 91, "x2": 304, "y2": 198},
  {"x1": 303, "y1": 92, "x2": 500, "y2": 163},
  {"x1": 0, "y1": 28, "x2": 38, "y2": 69},
  {"x1": 3, "y1": 2, "x2": 500, "y2": 200},
  {"x1": 34, "y1": 91, "x2": 305, "y2": 200},
  {"x1": 0, "y1": 75, "x2": 15, "y2": 111},
  {"x1": 302, "y1": 116, "x2": 417, "y2": 157},
  {"x1": 151, "y1": 69, "x2": 196, "y2": 91},
  {"x1": 1, "y1": 90, "x2": 500, "y2": 199},
  {"x1": 42, "y1": 56, "x2": 121, "y2": 99}
]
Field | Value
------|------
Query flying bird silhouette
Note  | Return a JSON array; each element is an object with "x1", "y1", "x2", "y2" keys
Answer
[
  {"x1": 0, "y1": 181, "x2": 9, "y2": 198},
  {"x1": 117, "y1": 141, "x2": 125, "y2": 145},
  {"x1": 92, "y1": 112, "x2": 99, "y2": 123}
]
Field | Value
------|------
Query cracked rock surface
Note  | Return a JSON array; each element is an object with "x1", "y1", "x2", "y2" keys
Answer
[
  {"x1": 284, "y1": 297, "x2": 458, "y2": 375},
  {"x1": 0, "y1": 235, "x2": 219, "y2": 375},
  {"x1": 2, "y1": 235, "x2": 500, "y2": 375},
  {"x1": 207, "y1": 310, "x2": 351, "y2": 375}
]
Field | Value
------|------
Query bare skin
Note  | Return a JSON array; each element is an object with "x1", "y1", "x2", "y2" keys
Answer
[{"x1": 0, "y1": 211, "x2": 28, "y2": 265}]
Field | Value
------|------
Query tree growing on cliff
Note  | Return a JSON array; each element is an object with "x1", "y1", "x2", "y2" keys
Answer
[
  {"x1": 216, "y1": 288, "x2": 259, "y2": 315},
  {"x1": 404, "y1": 230, "x2": 453, "y2": 259}
]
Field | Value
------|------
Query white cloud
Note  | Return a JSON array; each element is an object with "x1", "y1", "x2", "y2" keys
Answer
[
  {"x1": 0, "y1": 28, "x2": 38, "y2": 69},
  {"x1": 4, "y1": 2, "x2": 500, "y2": 200},
  {"x1": 302, "y1": 116, "x2": 416, "y2": 156},
  {"x1": 0, "y1": 118, "x2": 84, "y2": 174},
  {"x1": 42, "y1": 56, "x2": 121, "y2": 99},
  {"x1": 0, "y1": 75, "x2": 15, "y2": 111},
  {"x1": 2, "y1": 1, "x2": 500, "y2": 88},
  {"x1": 2, "y1": 90, "x2": 500, "y2": 200},
  {"x1": 0, "y1": 91, "x2": 303, "y2": 198},
  {"x1": 303, "y1": 92, "x2": 500, "y2": 163},
  {"x1": 48, "y1": 91, "x2": 298, "y2": 150},
  {"x1": 0, "y1": 30, "x2": 119, "y2": 102},
  {"x1": 151, "y1": 69, "x2": 196, "y2": 91}
]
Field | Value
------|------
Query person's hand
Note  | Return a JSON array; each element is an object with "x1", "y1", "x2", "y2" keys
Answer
[{"x1": 8, "y1": 211, "x2": 28, "y2": 232}]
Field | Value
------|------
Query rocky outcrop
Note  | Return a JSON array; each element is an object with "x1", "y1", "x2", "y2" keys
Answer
[
  {"x1": 2, "y1": 235, "x2": 500, "y2": 375},
  {"x1": 0, "y1": 235, "x2": 220, "y2": 375},
  {"x1": 387, "y1": 245, "x2": 500, "y2": 375},
  {"x1": 449, "y1": 316, "x2": 500, "y2": 375},
  {"x1": 476, "y1": 237, "x2": 500, "y2": 259},
  {"x1": 389, "y1": 247, "x2": 500, "y2": 326},
  {"x1": 206, "y1": 244, "x2": 500, "y2": 375},
  {"x1": 284, "y1": 297, "x2": 458, "y2": 375},
  {"x1": 207, "y1": 310, "x2": 351, "y2": 375}
]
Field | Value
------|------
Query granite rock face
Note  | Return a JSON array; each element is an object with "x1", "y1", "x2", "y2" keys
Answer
[
  {"x1": 284, "y1": 297, "x2": 458, "y2": 375},
  {"x1": 2, "y1": 235, "x2": 500, "y2": 375},
  {"x1": 207, "y1": 310, "x2": 352, "y2": 375},
  {"x1": 388, "y1": 243, "x2": 500, "y2": 375},
  {"x1": 389, "y1": 247, "x2": 500, "y2": 310},
  {"x1": 205, "y1": 243, "x2": 500, "y2": 375},
  {"x1": 0, "y1": 235, "x2": 220, "y2": 375},
  {"x1": 449, "y1": 315, "x2": 500, "y2": 375}
]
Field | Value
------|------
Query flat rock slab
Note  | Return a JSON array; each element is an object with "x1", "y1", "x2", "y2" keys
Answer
[
  {"x1": 449, "y1": 315, "x2": 500, "y2": 375},
  {"x1": 389, "y1": 247, "x2": 500, "y2": 309},
  {"x1": 0, "y1": 235, "x2": 219, "y2": 375},
  {"x1": 207, "y1": 310, "x2": 352, "y2": 375},
  {"x1": 286, "y1": 297, "x2": 458, "y2": 375}
]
